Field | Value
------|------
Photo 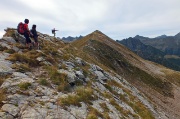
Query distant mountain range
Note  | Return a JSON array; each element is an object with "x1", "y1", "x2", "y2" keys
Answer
[
  {"x1": 134, "y1": 33, "x2": 180, "y2": 55},
  {"x1": 61, "y1": 35, "x2": 83, "y2": 42},
  {"x1": 118, "y1": 32, "x2": 180, "y2": 71}
]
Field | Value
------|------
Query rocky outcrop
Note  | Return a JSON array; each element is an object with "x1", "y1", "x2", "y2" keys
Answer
[{"x1": 0, "y1": 53, "x2": 13, "y2": 75}]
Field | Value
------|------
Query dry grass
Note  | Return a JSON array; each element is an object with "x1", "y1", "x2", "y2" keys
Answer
[
  {"x1": 0, "y1": 89, "x2": 6, "y2": 107},
  {"x1": 129, "y1": 101, "x2": 154, "y2": 119},
  {"x1": 45, "y1": 66, "x2": 67, "y2": 85},
  {"x1": 59, "y1": 63, "x2": 67, "y2": 70},
  {"x1": 161, "y1": 69, "x2": 180, "y2": 86},
  {"x1": 57, "y1": 82, "x2": 71, "y2": 92},
  {"x1": 38, "y1": 78, "x2": 50, "y2": 87},
  {"x1": 99, "y1": 102, "x2": 111, "y2": 119},
  {"x1": 15, "y1": 43, "x2": 26, "y2": 49},
  {"x1": 102, "y1": 91, "x2": 112, "y2": 99},
  {"x1": 58, "y1": 86, "x2": 95, "y2": 107},
  {"x1": 109, "y1": 98, "x2": 126, "y2": 116},
  {"x1": 7, "y1": 51, "x2": 41, "y2": 67},
  {"x1": 62, "y1": 53, "x2": 71, "y2": 61},
  {"x1": 87, "y1": 106, "x2": 103, "y2": 119},
  {"x1": 0, "y1": 75, "x2": 11, "y2": 86},
  {"x1": 44, "y1": 66, "x2": 71, "y2": 92},
  {"x1": 4, "y1": 49, "x2": 16, "y2": 54},
  {"x1": 12, "y1": 63, "x2": 31, "y2": 73},
  {"x1": 3, "y1": 28, "x2": 16, "y2": 39},
  {"x1": 105, "y1": 80, "x2": 154, "y2": 119},
  {"x1": 0, "y1": 78, "x2": 4, "y2": 87}
]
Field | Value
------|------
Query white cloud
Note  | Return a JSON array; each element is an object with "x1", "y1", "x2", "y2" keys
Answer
[
  {"x1": 0, "y1": 31, "x2": 5, "y2": 39},
  {"x1": 0, "y1": 0, "x2": 180, "y2": 39}
]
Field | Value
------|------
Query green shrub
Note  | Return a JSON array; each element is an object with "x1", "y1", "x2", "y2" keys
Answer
[
  {"x1": 5, "y1": 49, "x2": 16, "y2": 54},
  {"x1": 18, "y1": 82, "x2": 31, "y2": 90},
  {"x1": 38, "y1": 78, "x2": 50, "y2": 86}
]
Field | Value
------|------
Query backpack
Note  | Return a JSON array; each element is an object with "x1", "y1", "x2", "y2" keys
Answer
[{"x1": 17, "y1": 22, "x2": 25, "y2": 35}]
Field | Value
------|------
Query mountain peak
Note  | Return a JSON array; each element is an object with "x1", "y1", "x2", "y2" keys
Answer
[
  {"x1": 155, "y1": 34, "x2": 167, "y2": 39},
  {"x1": 93, "y1": 30, "x2": 102, "y2": 33},
  {"x1": 175, "y1": 32, "x2": 180, "y2": 38}
]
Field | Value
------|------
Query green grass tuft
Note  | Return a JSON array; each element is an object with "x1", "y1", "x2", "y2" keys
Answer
[{"x1": 18, "y1": 82, "x2": 31, "y2": 90}]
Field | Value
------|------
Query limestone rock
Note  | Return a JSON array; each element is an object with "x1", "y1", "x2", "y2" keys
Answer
[
  {"x1": 1, "y1": 104, "x2": 20, "y2": 116},
  {"x1": 21, "y1": 107, "x2": 43, "y2": 119},
  {"x1": 69, "y1": 103, "x2": 87, "y2": 119},
  {"x1": 0, "y1": 112, "x2": 14, "y2": 119},
  {"x1": 75, "y1": 71, "x2": 85, "y2": 79},
  {"x1": 2, "y1": 37, "x2": 17, "y2": 44},
  {"x1": 0, "y1": 53, "x2": 13, "y2": 75},
  {"x1": 58, "y1": 69, "x2": 76, "y2": 83}
]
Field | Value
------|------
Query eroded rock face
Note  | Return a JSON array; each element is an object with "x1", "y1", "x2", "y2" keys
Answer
[
  {"x1": 0, "y1": 53, "x2": 13, "y2": 75},
  {"x1": 0, "y1": 112, "x2": 14, "y2": 119},
  {"x1": 2, "y1": 104, "x2": 20, "y2": 116}
]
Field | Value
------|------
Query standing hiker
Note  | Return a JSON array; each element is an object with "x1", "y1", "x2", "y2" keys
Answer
[
  {"x1": 24, "y1": 19, "x2": 32, "y2": 49},
  {"x1": 31, "y1": 24, "x2": 39, "y2": 49},
  {"x1": 52, "y1": 28, "x2": 58, "y2": 37}
]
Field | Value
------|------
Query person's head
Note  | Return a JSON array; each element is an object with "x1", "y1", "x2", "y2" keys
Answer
[
  {"x1": 24, "y1": 19, "x2": 29, "y2": 24},
  {"x1": 32, "y1": 24, "x2": 36, "y2": 29}
]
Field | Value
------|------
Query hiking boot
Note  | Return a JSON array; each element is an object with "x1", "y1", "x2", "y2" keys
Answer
[
  {"x1": 32, "y1": 42, "x2": 35, "y2": 47},
  {"x1": 29, "y1": 46, "x2": 32, "y2": 50}
]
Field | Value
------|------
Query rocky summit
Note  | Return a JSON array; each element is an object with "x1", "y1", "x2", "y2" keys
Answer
[{"x1": 0, "y1": 28, "x2": 180, "y2": 119}]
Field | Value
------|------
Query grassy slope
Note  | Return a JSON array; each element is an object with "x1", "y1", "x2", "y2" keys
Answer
[{"x1": 67, "y1": 31, "x2": 180, "y2": 97}]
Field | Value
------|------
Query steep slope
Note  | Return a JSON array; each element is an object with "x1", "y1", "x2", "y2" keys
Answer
[
  {"x1": 118, "y1": 38, "x2": 180, "y2": 71},
  {"x1": 0, "y1": 28, "x2": 162, "y2": 119},
  {"x1": 67, "y1": 30, "x2": 180, "y2": 119}
]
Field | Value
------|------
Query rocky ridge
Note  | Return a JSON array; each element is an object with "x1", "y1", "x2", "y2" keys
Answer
[{"x1": 0, "y1": 28, "x2": 176, "y2": 119}]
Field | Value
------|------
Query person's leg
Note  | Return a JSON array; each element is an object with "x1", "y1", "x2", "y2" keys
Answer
[
  {"x1": 34, "y1": 37, "x2": 39, "y2": 49},
  {"x1": 24, "y1": 33, "x2": 29, "y2": 48},
  {"x1": 28, "y1": 38, "x2": 32, "y2": 49}
]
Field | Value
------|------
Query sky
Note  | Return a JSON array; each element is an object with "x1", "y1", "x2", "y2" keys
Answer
[{"x1": 0, "y1": 0, "x2": 180, "y2": 40}]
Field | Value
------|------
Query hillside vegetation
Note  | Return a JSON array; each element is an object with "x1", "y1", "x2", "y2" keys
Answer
[{"x1": 0, "y1": 28, "x2": 180, "y2": 119}]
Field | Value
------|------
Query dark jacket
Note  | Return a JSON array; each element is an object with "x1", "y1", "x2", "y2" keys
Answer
[{"x1": 31, "y1": 28, "x2": 38, "y2": 38}]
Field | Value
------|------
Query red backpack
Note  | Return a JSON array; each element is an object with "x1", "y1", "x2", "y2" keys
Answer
[{"x1": 17, "y1": 22, "x2": 25, "y2": 35}]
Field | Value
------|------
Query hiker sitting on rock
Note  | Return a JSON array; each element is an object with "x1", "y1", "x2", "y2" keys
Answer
[
  {"x1": 31, "y1": 24, "x2": 39, "y2": 49},
  {"x1": 24, "y1": 19, "x2": 33, "y2": 49}
]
